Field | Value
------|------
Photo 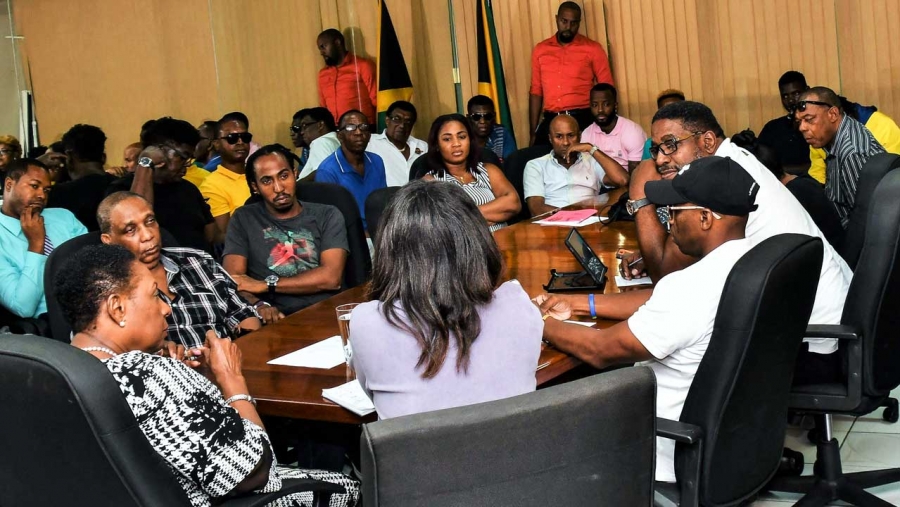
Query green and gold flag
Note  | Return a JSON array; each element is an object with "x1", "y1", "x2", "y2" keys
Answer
[
  {"x1": 376, "y1": 0, "x2": 413, "y2": 131},
  {"x1": 476, "y1": 0, "x2": 514, "y2": 138}
]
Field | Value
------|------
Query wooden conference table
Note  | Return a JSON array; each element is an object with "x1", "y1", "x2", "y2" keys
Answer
[{"x1": 237, "y1": 188, "x2": 641, "y2": 424}]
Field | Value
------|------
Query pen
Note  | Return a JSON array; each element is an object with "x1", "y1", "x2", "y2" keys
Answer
[{"x1": 627, "y1": 256, "x2": 643, "y2": 268}]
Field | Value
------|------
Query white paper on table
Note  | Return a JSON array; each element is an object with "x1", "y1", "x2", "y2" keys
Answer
[
  {"x1": 615, "y1": 275, "x2": 653, "y2": 287},
  {"x1": 535, "y1": 216, "x2": 601, "y2": 227},
  {"x1": 563, "y1": 320, "x2": 597, "y2": 327},
  {"x1": 322, "y1": 380, "x2": 376, "y2": 416},
  {"x1": 267, "y1": 335, "x2": 345, "y2": 369}
]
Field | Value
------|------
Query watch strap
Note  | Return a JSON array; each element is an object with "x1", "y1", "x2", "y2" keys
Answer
[{"x1": 627, "y1": 198, "x2": 651, "y2": 215}]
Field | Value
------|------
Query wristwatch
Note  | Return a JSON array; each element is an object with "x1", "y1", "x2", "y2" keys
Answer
[
  {"x1": 626, "y1": 198, "x2": 651, "y2": 215},
  {"x1": 265, "y1": 274, "x2": 279, "y2": 295},
  {"x1": 138, "y1": 156, "x2": 154, "y2": 170},
  {"x1": 588, "y1": 145, "x2": 599, "y2": 156}
]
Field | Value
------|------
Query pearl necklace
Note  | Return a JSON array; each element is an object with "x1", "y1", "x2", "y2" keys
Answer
[{"x1": 81, "y1": 346, "x2": 118, "y2": 357}]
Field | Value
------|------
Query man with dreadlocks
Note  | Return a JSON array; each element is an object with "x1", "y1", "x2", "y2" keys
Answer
[{"x1": 223, "y1": 144, "x2": 349, "y2": 316}]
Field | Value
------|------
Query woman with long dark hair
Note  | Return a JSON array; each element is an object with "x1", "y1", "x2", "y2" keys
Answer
[
  {"x1": 349, "y1": 180, "x2": 542, "y2": 419},
  {"x1": 422, "y1": 113, "x2": 520, "y2": 231}
]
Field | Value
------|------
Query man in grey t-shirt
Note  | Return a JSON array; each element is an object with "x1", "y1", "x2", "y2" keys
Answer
[{"x1": 223, "y1": 145, "x2": 349, "y2": 315}]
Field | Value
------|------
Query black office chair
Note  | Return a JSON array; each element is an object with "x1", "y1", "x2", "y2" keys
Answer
[
  {"x1": 408, "y1": 149, "x2": 503, "y2": 181},
  {"x1": 767, "y1": 168, "x2": 900, "y2": 506},
  {"x1": 0, "y1": 334, "x2": 343, "y2": 507},
  {"x1": 0, "y1": 307, "x2": 50, "y2": 337},
  {"x1": 503, "y1": 145, "x2": 552, "y2": 223},
  {"x1": 364, "y1": 186, "x2": 400, "y2": 243},
  {"x1": 43, "y1": 229, "x2": 179, "y2": 343},
  {"x1": 656, "y1": 233, "x2": 823, "y2": 506},
  {"x1": 839, "y1": 152, "x2": 900, "y2": 269},
  {"x1": 360, "y1": 367, "x2": 656, "y2": 506}
]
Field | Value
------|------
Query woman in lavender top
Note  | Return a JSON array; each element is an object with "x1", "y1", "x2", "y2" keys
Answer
[{"x1": 349, "y1": 180, "x2": 543, "y2": 419}]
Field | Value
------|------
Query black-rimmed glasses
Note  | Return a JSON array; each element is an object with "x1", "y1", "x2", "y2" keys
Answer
[
  {"x1": 648, "y1": 132, "x2": 702, "y2": 159},
  {"x1": 791, "y1": 100, "x2": 833, "y2": 114},
  {"x1": 387, "y1": 115, "x2": 414, "y2": 127},
  {"x1": 468, "y1": 112, "x2": 496, "y2": 122},
  {"x1": 340, "y1": 123, "x2": 373, "y2": 133},
  {"x1": 218, "y1": 132, "x2": 253, "y2": 145},
  {"x1": 290, "y1": 122, "x2": 319, "y2": 134},
  {"x1": 657, "y1": 205, "x2": 722, "y2": 232}
]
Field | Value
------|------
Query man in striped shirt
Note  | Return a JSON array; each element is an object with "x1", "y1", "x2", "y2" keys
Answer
[{"x1": 795, "y1": 86, "x2": 885, "y2": 227}]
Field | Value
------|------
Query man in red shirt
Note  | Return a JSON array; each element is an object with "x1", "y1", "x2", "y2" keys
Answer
[
  {"x1": 529, "y1": 1, "x2": 613, "y2": 146},
  {"x1": 317, "y1": 29, "x2": 377, "y2": 125}
]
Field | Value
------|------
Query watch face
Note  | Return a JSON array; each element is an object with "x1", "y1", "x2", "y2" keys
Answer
[
  {"x1": 138, "y1": 156, "x2": 153, "y2": 168},
  {"x1": 626, "y1": 200, "x2": 637, "y2": 215},
  {"x1": 265, "y1": 275, "x2": 279, "y2": 285}
]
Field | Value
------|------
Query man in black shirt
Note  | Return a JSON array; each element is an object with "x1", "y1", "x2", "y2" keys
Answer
[
  {"x1": 46, "y1": 124, "x2": 116, "y2": 231},
  {"x1": 757, "y1": 71, "x2": 811, "y2": 175},
  {"x1": 107, "y1": 118, "x2": 220, "y2": 252}
]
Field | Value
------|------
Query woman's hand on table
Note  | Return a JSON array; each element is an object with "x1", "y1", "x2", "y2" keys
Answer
[{"x1": 157, "y1": 340, "x2": 206, "y2": 369}]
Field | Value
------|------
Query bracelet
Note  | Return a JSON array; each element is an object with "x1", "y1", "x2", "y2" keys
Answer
[
  {"x1": 589, "y1": 293, "x2": 597, "y2": 320},
  {"x1": 253, "y1": 300, "x2": 271, "y2": 309},
  {"x1": 224, "y1": 394, "x2": 256, "y2": 406}
]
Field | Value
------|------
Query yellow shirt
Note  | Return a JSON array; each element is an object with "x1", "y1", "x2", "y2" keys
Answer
[
  {"x1": 199, "y1": 165, "x2": 251, "y2": 217},
  {"x1": 809, "y1": 111, "x2": 900, "y2": 183},
  {"x1": 183, "y1": 165, "x2": 211, "y2": 188}
]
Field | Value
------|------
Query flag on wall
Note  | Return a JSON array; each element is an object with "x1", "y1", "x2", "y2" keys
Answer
[
  {"x1": 376, "y1": 0, "x2": 413, "y2": 131},
  {"x1": 476, "y1": 0, "x2": 514, "y2": 138}
]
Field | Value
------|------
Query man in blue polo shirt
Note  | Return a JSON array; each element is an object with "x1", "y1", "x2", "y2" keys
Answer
[{"x1": 315, "y1": 109, "x2": 387, "y2": 228}]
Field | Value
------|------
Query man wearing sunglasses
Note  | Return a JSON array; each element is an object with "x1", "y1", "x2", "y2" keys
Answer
[
  {"x1": 366, "y1": 101, "x2": 427, "y2": 186},
  {"x1": 794, "y1": 87, "x2": 885, "y2": 228},
  {"x1": 536, "y1": 156, "x2": 757, "y2": 482},
  {"x1": 200, "y1": 113, "x2": 255, "y2": 240},
  {"x1": 292, "y1": 107, "x2": 340, "y2": 180},
  {"x1": 315, "y1": 110, "x2": 387, "y2": 229},
  {"x1": 622, "y1": 101, "x2": 850, "y2": 371},
  {"x1": 467, "y1": 95, "x2": 516, "y2": 163}
]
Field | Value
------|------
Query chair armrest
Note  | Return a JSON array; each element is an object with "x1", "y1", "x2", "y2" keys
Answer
[
  {"x1": 805, "y1": 324, "x2": 859, "y2": 340},
  {"x1": 219, "y1": 478, "x2": 346, "y2": 507},
  {"x1": 656, "y1": 417, "x2": 704, "y2": 445}
]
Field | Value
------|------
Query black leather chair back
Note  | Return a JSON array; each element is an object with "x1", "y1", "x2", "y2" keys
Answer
[
  {"x1": 295, "y1": 182, "x2": 372, "y2": 289},
  {"x1": 676, "y1": 234, "x2": 823, "y2": 506},
  {"x1": 44, "y1": 229, "x2": 179, "y2": 343},
  {"x1": 0, "y1": 334, "x2": 193, "y2": 506},
  {"x1": 839, "y1": 153, "x2": 900, "y2": 268},
  {"x1": 842, "y1": 168, "x2": 900, "y2": 394},
  {"x1": 503, "y1": 145, "x2": 552, "y2": 223},
  {"x1": 364, "y1": 186, "x2": 400, "y2": 244},
  {"x1": 360, "y1": 367, "x2": 656, "y2": 507}
]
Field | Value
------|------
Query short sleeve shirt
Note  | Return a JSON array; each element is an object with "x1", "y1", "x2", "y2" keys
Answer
[
  {"x1": 365, "y1": 132, "x2": 428, "y2": 187},
  {"x1": 223, "y1": 200, "x2": 349, "y2": 314},
  {"x1": 199, "y1": 166, "x2": 252, "y2": 217},
  {"x1": 314, "y1": 149, "x2": 387, "y2": 228},
  {"x1": 581, "y1": 116, "x2": 647, "y2": 172},
  {"x1": 298, "y1": 132, "x2": 341, "y2": 180},
  {"x1": 523, "y1": 152, "x2": 606, "y2": 207}
]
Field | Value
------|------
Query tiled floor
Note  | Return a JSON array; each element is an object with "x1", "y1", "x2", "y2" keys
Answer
[{"x1": 751, "y1": 386, "x2": 900, "y2": 506}]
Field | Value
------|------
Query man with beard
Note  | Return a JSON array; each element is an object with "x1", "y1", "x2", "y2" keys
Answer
[
  {"x1": 200, "y1": 112, "x2": 254, "y2": 239},
  {"x1": 365, "y1": 101, "x2": 427, "y2": 186},
  {"x1": 467, "y1": 95, "x2": 516, "y2": 163},
  {"x1": 0, "y1": 159, "x2": 86, "y2": 318},
  {"x1": 315, "y1": 110, "x2": 386, "y2": 228},
  {"x1": 316, "y1": 28, "x2": 376, "y2": 124},
  {"x1": 757, "y1": 71, "x2": 814, "y2": 175},
  {"x1": 291, "y1": 107, "x2": 340, "y2": 180},
  {"x1": 580, "y1": 83, "x2": 647, "y2": 173},
  {"x1": 529, "y1": 1, "x2": 613, "y2": 147},
  {"x1": 523, "y1": 114, "x2": 628, "y2": 216},
  {"x1": 224, "y1": 145, "x2": 348, "y2": 315}
]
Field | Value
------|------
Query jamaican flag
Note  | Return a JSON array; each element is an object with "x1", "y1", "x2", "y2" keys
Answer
[
  {"x1": 476, "y1": 0, "x2": 514, "y2": 138},
  {"x1": 376, "y1": 0, "x2": 413, "y2": 131}
]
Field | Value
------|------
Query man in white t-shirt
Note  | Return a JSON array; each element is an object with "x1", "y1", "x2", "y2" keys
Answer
[
  {"x1": 292, "y1": 107, "x2": 341, "y2": 180},
  {"x1": 523, "y1": 114, "x2": 629, "y2": 216},
  {"x1": 538, "y1": 155, "x2": 759, "y2": 482},
  {"x1": 365, "y1": 101, "x2": 427, "y2": 187}
]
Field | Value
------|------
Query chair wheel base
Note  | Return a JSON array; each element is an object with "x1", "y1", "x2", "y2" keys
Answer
[{"x1": 883, "y1": 398, "x2": 899, "y2": 423}]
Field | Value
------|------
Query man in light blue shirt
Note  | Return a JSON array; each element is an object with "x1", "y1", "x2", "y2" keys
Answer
[
  {"x1": 315, "y1": 109, "x2": 387, "y2": 228},
  {"x1": 0, "y1": 159, "x2": 87, "y2": 318}
]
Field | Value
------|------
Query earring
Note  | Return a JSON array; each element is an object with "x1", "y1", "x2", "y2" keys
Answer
[{"x1": 119, "y1": 319, "x2": 126, "y2": 328}]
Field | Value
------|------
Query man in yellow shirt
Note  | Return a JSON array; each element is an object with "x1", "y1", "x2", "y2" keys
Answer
[{"x1": 200, "y1": 112, "x2": 253, "y2": 238}]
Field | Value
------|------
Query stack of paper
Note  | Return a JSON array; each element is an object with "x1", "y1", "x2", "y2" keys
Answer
[
  {"x1": 322, "y1": 380, "x2": 376, "y2": 416},
  {"x1": 614, "y1": 275, "x2": 653, "y2": 287},
  {"x1": 267, "y1": 336, "x2": 345, "y2": 369},
  {"x1": 533, "y1": 209, "x2": 599, "y2": 227}
]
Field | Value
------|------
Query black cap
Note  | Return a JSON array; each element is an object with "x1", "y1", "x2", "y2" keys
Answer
[{"x1": 644, "y1": 156, "x2": 759, "y2": 216}]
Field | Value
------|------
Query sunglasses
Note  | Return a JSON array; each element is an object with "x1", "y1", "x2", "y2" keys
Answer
[
  {"x1": 218, "y1": 132, "x2": 253, "y2": 145},
  {"x1": 469, "y1": 112, "x2": 496, "y2": 122},
  {"x1": 290, "y1": 121, "x2": 319, "y2": 134},
  {"x1": 340, "y1": 123, "x2": 373, "y2": 133},
  {"x1": 657, "y1": 205, "x2": 722, "y2": 231},
  {"x1": 648, "y1": 132, "x2": 702, "y2": 159},
  {"x1": 791, "y1": 100, "x2": 833, "y2": 114}
]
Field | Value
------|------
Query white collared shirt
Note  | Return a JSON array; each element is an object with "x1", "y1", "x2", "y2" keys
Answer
[
  {"x1": 522, "y1": 152, "x2": 607, "y2": 207},
  {"x1": 365, "y1": 132, "x2": 428, "y2": 187},
  {"x1": 298, "y1": 132, "x2": 341, "y2": 179}
]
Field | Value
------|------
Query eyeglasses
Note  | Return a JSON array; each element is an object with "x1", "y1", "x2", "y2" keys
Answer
[
  {"x1": 648, "y1": 132, "x2": 702, "y2": 159},
  {"x1": 657, "y1": 205, "x2": 722, "y2": 232},
  {"x1": 791, "y1": 100, "x2": 833, "y2": 114},
  {"x1": 0, "y1": 149, "x2": 17, "y2": 156},
  {"x1": 387, "y1": 115, "x2": 414, "y2": 127},
  {"x1": 218, "y1": 132, "x2": 253, "y2": 144},
  {"x1": 340, "y1": 123, "x2": 373, "y2": 133},
  {"x1": 468, "y1": 112, "x2": 496, "y2": 122},
  {"x1": 159, "y1": 145, "x2": 194, "y2": 168},
  {"x1": 290, "y1": 122, "x2": 319, "y2": 134}
]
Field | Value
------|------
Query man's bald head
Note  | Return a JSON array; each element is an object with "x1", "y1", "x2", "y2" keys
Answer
[
  {"x1": 550, "y1": 114, "x2": 579, "y2": 133},
  {"x1": 548, "y1": 114, "x2": 581, "y2": 161}
]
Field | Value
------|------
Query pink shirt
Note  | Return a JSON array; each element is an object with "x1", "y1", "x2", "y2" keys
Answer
[{"x1": 581, "y1": 116, "x2": 647, "y2": 172}]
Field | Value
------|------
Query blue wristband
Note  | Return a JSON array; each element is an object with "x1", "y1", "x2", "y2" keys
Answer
[{"x1": 589, "y1": 293, "x2": 597, "y2": 319}]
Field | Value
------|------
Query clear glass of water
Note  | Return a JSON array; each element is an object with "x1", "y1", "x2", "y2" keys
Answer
[{"x1": 335, "y1": 303, "x2": 360, "y2": 371}]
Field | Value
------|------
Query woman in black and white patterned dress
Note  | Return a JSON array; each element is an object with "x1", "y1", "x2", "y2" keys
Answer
[
  {"x1": 423, "y1": 113, "x2": 521, "y2": 232},
  {"x1": 55, "y1": 244, "x2": 358, "y2": 507}
]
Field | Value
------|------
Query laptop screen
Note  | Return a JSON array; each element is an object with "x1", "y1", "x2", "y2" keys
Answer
[{"x1": 565, "y1": 228, "x2": 608, "y2": 284}]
